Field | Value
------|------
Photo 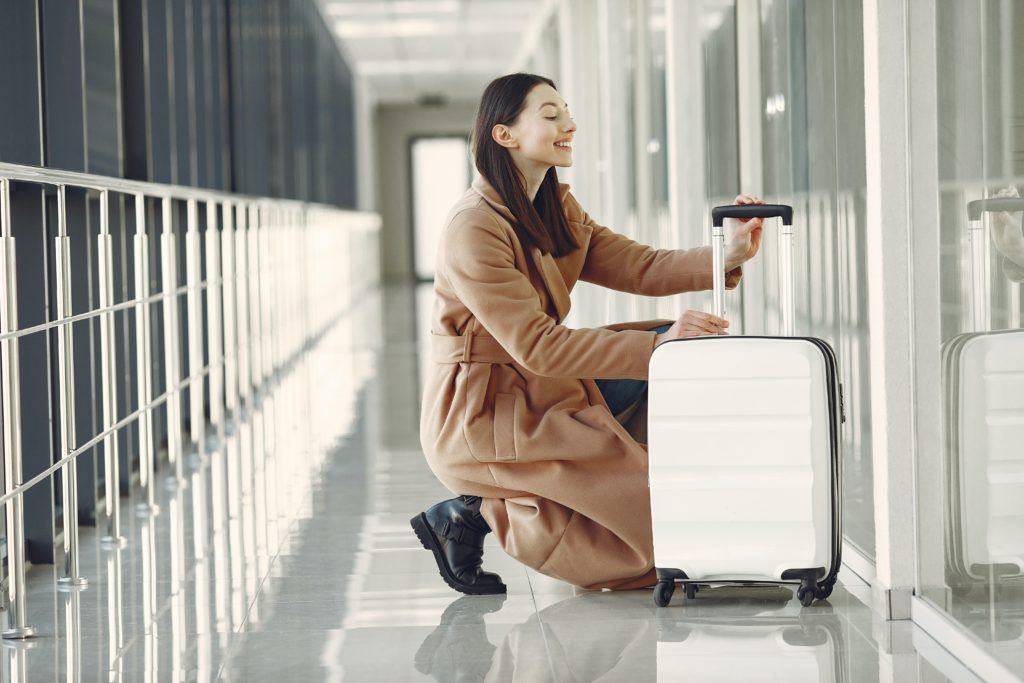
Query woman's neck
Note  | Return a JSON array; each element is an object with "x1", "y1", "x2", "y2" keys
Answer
[{"x1": 520, "y1": 164, "x2": 549, "y2": 202}]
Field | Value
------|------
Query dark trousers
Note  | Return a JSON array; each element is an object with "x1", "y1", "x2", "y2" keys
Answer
[{"x1": 595, "y1": 323, "x2": 672, "y2": 415}]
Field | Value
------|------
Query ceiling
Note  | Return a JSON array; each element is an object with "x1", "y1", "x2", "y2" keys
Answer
[{"x1": 318, "y1": 0, "x2": 547, "y2": 105}]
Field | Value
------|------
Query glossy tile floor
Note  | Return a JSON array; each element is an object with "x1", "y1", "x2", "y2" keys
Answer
[{"x1": 0, "y1": 285, "x2": 993, "y2": 681}]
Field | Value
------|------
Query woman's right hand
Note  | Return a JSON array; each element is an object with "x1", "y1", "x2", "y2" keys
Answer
[{"x1": 655, "y1": 310, "x2": 730, "y2": 346}]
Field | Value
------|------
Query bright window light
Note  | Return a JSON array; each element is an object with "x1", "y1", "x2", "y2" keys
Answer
[{"x1": 412, "y1": 137, "x2": 471, "y2": 280}]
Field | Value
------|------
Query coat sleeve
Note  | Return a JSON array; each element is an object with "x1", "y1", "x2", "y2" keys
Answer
[
  {"x1": 574, "y1": 199, "x2": 743, "y2": 296},
  {"x1": 442, "y1": 209, "x2": 656, "y2": 380}
]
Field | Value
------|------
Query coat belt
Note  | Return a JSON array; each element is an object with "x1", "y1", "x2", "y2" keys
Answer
[{"x1": 431, "y1": 331, "x2": 514, "y2": 364}]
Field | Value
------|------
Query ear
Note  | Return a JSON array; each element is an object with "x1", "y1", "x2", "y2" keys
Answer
[{"x1": 491, "y1": 124, "x2": 518, "y2": 149}]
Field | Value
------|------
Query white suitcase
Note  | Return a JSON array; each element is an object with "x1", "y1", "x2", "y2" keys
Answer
[
  {"x1": 648, "y1": 204, "x2": 843, "y2": 607},
  {"x1": 944, "y1": 197, "x2": 1024, "y2": 591}
]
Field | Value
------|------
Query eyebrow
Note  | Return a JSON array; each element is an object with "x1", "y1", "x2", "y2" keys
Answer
[{"x1": 539, "y1": 101, "x2": 568, "y2": 110}]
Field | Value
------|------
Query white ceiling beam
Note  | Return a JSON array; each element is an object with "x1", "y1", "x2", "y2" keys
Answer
[
  {"x1": 510, "y1": 0, "x2": 563, "y2": 72},
  {"x1": 335, "y1": 18, "x2": 525, "y2": 38}
]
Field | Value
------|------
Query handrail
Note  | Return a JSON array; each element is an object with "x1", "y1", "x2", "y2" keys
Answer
[
  {"x1": 0, "y1": 161, "x2": 351, "y2": 210},
  {"x1": 0, "y1": 289, "x2": 360, "y2": 508},
  {"x1": 0, "y1": 160, "x2": 381, "y2": 640}
]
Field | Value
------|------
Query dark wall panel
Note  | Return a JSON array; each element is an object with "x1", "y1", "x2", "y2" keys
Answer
[
  {"x1": 172, "y1": 0, "x2": 194, "y2": 186},
  {"x1": 147, "y1": 0, "x2": 175, "y2": 183},
  {"x1": 83, "y1": 0, "x2": 122, "y2": 176},
  {"x1": 0, "y1": 0, "x2": 358, "y2": 567},
  {"x1": 120, "y1": 0, "x2": 148, "y2": 181},
  {"x1": 0, "y1": 4, "x2": 43, "y2": 165},
  {"x1": 39, "y1": 0, "x2": 87, "y2": 173}
]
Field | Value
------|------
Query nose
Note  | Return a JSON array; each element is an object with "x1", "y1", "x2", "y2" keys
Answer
[{"x1": 566, "y1": 117, "x2": 577, "y2": 133}]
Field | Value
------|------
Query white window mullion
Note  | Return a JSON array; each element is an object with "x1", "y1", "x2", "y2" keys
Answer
[{"x1": 665, "y1": 0, "x2": 708, "y2": 317}]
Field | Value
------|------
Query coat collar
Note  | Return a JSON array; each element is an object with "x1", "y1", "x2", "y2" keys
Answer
[{"x1": 470, "y1": 175, "x2": 573, "y2": 323}]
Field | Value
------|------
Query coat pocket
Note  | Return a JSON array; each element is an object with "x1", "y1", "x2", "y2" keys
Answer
[{"x1": 493, "y1": 393, "x2": 517, "y2": 461}]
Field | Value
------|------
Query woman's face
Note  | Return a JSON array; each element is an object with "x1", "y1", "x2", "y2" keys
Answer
[{"x1": 496, "y1": 83, "x2": 577, "y2": 174}]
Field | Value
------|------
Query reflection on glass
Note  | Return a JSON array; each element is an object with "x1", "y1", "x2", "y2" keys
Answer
[
  {"x1": 943, "y1": 200, "x2": 1024, "y2": 598},
  {"x1": 756, "y1": 0, "x2": 873, "y2": 559},
  {"x1": 918, "y1": 3, "x2": 1024, "y2": 670}
]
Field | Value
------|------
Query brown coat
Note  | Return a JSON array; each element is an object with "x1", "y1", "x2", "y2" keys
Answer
[{"x1": 420, "y1": 176, "x2": 741, "y2": 590}]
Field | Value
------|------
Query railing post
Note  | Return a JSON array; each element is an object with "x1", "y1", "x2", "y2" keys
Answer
[
  {"x1": 234, "y1": 204, "x2": 251, "y2": 406},
  {"x1": 205, "y1": 200, "x2": 224, "y2": 434},
  {"x1": 259, "y1": 206, "x2": 274, "y2": 380},
  {"x1": 133, "y1": 193, "x2": 158, "y2": 515},
  {"x1": 161, "y1": 196, "x2": 184, "y2": 483},
  {"x1": 97, "y1": 190, "x2": 126, "y2": 548},
  {"x1": 247, "y1": 204, "x2": 263, "y2": 391},
  {"x1": 185, "y1": 198, "x2": 204, "y2": 453},
  {"x1": 55, "y1": 185, "x2": 88, "y2": 590},
  {"x1": 0, "y1": 177, "x2": 38, "y2": 639},
  {"x1": 221, "y1": 202, "x2": 239, "y2": 419}
]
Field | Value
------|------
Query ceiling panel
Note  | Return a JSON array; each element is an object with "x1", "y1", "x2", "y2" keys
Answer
[{"x1": 319, "y1": 0, "x2": 544, "y2": 104}]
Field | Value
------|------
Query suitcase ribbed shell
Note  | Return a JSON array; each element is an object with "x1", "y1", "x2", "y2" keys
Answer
[{"x1": 648, "y1": 337, "x2": 836, "y2": 582}]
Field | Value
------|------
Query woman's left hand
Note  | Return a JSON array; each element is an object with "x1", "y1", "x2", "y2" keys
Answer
[{"x1": 724, "y1": 194, "x2": 766, "y2": 269}]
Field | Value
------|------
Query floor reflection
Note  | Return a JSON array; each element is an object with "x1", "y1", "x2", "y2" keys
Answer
[{"x1": 411, "y1": 588, "x2": 859, "y2": 683}]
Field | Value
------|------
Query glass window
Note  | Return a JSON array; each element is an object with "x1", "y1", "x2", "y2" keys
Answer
[
  {"x1": 914, "y1": 0, "x2": 1024, "y2": 668},
  {"x1": 757, "y1": 0, "x2": 874, "y2": 560}
]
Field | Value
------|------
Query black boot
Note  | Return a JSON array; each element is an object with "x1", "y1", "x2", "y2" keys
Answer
[{"x1": 411, "y1": 496, "x2": 507, "y2": 595}]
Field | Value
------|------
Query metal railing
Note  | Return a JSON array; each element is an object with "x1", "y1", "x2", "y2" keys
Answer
[{"x1": 0, "y1": 161, "x2": 380, "y2": 639}]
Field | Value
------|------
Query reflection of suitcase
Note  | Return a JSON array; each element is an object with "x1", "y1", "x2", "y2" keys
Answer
[
  {"x1": 944, "y1": 197, "x2": 1024, "y2": 591},
  {"x1": 648, "y1": 204, "x2": 843, "y2": 607},
  {"x1": 656, "y1": 612, "x2": 846, "y2": 682}
]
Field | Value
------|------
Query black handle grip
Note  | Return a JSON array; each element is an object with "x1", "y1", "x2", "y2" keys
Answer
[
  {"x1": 712, "y1": 203, "x2": 793, "y2": 227},
  {"x1": 967, "y1": 197, "x2": 1024, "y2": 221}
]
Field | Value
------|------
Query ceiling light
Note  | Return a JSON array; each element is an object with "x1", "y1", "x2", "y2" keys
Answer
[{"x1": 324, "y1": 1, "x2": 460, "y2": 17}]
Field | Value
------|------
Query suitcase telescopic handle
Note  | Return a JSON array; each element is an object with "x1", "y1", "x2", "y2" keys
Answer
[
  {"x1": 965, "y1": 198, "x2": 1024, "y2": 332},
  {"x1": 712, "y1": 204, "x2": 793, "y2": 227},
  {"x1": 966, "y1": 197, "x2": 1024, "y2": 221},
  {"x1": 711, "y1": 203, "x2": 796, "y2": 336}
]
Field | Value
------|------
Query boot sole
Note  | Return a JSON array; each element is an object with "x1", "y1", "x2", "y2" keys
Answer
[{"x1": 410, "y1": 513, "x2": 507, "y2": 596}]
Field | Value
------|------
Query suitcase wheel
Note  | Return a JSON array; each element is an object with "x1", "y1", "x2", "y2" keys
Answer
[
  {"x1": 814, "y1": 583, "x2": 833, "y2": 601},
  {"x1": 798, "y1": 585, "x2": 816, "y2": 607},
  {"x1": 653, "y1": 580, "x2": 675, "y2": 607},
  {"x1": 685, "y1": 583, "x2": 699, "y2": 600}
]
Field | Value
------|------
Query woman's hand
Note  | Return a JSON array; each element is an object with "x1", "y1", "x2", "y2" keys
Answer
[
  {"x1": 655, "y1": 310, "x2": 730, "y2": 346},
  {"x1": 724, "y1": 194, "x2": 766, "y2": 270}
]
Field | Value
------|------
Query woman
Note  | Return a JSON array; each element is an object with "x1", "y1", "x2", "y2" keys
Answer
[{"x1": 413, "y1": 73, "x2": 764, "y2": 595}]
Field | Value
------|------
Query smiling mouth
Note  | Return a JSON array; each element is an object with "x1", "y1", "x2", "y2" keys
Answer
[{"x1": 554, "y1": 143, "x2": 573, "y2": 151}]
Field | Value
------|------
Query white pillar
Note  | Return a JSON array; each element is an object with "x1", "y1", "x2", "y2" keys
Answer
[
  {"x1": 863, "y1": 0, "x2": 917, "y2": 620},
  {"x1": 905, "y1": 0, "x2": 946, "y2": 603}
]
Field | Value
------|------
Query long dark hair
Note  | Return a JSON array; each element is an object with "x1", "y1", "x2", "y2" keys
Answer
[{"x1": 471, "y1": 73, "x2": 579, "y2": 257}]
